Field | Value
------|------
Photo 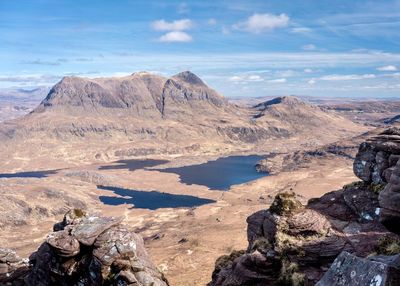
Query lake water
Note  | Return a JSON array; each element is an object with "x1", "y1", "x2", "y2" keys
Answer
[
  {"x1": 157, "y1": 155, "x2": 267, "y2": 191},
  {"x1": 98, "y1": 185, "x2": 215, "y2": 210},
  {"x1": 0, "y1": 170, "x2": 58, "y2": 178}
]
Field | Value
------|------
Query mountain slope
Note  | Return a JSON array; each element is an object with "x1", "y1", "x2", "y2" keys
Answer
[
  {"x1": 252, "y1": 96, "x2": 356, "y2": 136},
  {"x1": 0, "y1": 72, "x2": 367, "y2": 168}
]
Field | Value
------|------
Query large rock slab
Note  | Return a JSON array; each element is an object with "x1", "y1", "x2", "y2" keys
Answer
[
  {"x1": 316, "y1": 251, "x2": 400, "y2": 286},
  {"x1": 71, "y1": 215, "x2": 123, "y2": 246}
]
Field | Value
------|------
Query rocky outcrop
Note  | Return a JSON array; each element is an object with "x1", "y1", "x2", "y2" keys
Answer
[
  {"x1": 379, "y1": 159, "x2": 400, "y2": 234},
  {"x1": 0, "y1": 248, "x2": 29, "y2": 284},
  {"x1": 353, "y1": 127, "x2": 400, "y2": 184},
  {"x1": 0, "y1": 209, "x2": 168, "y2": 286},
  {"x1": 209, "y1": 127, "x2": 400, "y2": 286},
  {"x1": 316, "y1": 251, "x2": 400, "y2": 286},
  {"x1": 353, "y1": 127, "x2": 400, "y2": 234}
]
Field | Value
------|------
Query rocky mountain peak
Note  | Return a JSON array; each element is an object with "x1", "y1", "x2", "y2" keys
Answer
[
  {"x1": 33, "y1": 71, "x2": 228, "y2": 116},
  {"x1": 173, "y1": 71, "x2": 205, "y2": 86}
]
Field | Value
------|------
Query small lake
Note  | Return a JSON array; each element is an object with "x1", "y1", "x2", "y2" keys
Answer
[
  {"x1": 156, "y1": 155, "x2": 267, "y2": 191},
  {"x1": 0, "y1": 170, "x2": 58, "y2": 178},
  {"x1": 98, "y1": 185, "x2": 215, "y2": 210}
]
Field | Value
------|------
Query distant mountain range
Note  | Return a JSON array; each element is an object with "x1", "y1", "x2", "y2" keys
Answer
[{"x1": 0, "y1": 71, "x2": 365, "y2": 166}]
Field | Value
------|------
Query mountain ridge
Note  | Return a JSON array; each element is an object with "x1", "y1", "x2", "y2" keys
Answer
[
  {"x1": 0, "y1": 71, "x2": 366, "y2": 168},
  {"x1": 35, "y1": 71, "x2": 228, "y2": 119}
]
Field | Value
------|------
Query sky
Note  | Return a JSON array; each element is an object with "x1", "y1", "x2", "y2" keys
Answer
[{"x1": 0, "y1": 0, "x2": 400, "y2": 98}]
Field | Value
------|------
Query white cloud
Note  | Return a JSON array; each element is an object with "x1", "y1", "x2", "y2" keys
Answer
[
  {"x1": 377, "y1": 65, "x2": 397, "y2": 71},
  {"x1": 248, "y1": 75, "x2": 262, "y2": 81},
  {"x1": 233, "y1": 13, "x2": 289, "y2": 33},
  {"x1": 320, "y1": 74, "x2": 376, "y2": 81},
  {"x1": 158, "y1": 31, "x2": 192, "y2": 42},
  {"x1": 222, "y1": 26, "x2": 230, "y2": 34},
  {"x1": 228, "y1": 74, "x2": 264, "y2": 83},
  {"x1": 308, "y1": 79, "x2": 316, "y2": 84},
  {"x1": 268, "y1": 78, "x2": 286, "y2": 83},
  {"x1": 304, "y1": 68, "x2": 313, "y2": 73},
  {"x1": 229, "y1": 76, "x2": 242, "y2": 82},
  {"x1": 275, "y1": 70, "x2": 297, "y2": 77},
  {"x1": 291, "y1": 27, "x2": 312, "y2": 34},
  {"x1": 207, "y1": 18, "x2": 217, "y2": 26},
  {"x1": 151, "y1": 19, "x2": 192, "y2": 31},
  {"x1": 302, "y1": 44, "x2": 316, "y2": 51}
]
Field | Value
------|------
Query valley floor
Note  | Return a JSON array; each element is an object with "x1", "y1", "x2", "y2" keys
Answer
[{"x1": 0, "y1": 148, "x2": 359, "y2": 285}]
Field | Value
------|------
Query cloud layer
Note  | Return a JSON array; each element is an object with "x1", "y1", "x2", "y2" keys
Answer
[{"x1": 233, "y1": 13, "x2": 289, "y2": 33}]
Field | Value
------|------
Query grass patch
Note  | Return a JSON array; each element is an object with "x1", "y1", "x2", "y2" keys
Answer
[
  {"x1": 375, "y1": 236, "x2": 400, "y2": 255},
  {"x1": 270, "y1": 192, "x2": 303, "y2": 216},
  {"x1": 213, "y1": 250, "x2": 245, "y2": 274},
  {"x1": 277, "y1": 260, "x2": 305, "y2": 286}
]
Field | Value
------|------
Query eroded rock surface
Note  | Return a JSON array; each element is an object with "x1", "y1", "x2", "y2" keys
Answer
[
  {"x1": 354, "y1": 127, "x2": 400, "y2": 184},
  {"x1": 209, "y1": 127, "x2": 400, "y2": 286},
  {"x1": 0, "y1": 209, "x2": 168, "y2": 286},
  {"x1": 316, "y1": 251, "x2": 400, "y2": 286}
]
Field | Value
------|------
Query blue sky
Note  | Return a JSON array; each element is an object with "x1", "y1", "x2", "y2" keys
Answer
[{"x1": 0, "y1": 0, "x2": 399, "y2": 97}]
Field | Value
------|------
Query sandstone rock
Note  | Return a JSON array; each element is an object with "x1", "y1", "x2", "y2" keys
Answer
[
  {"x1": 0, "y1": 210, "x2": 168, "y2": 286},
  {"x1": 208, "y1": 251, "x2": 280, "y2": 286},
  {"x1": 46, "y1": 230, "x2": 80, "y2": 257},
  {"x1": 379, "y1": 160, "x2": 400, "y2": 234},
  {"x1": 354, "y1": 127, "x2": 400, "y2": 184},
  {"x1": 71, "y1": 215, "x2": 123, "y2": 246},
  {"x1": 316, "y1": 251, "x2": 400, "y2": 286}
]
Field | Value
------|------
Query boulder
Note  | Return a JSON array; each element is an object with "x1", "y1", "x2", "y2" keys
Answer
[
  {"x1": 316, "y1": 251, "x2": 400, "y2": 286},
  {"x1": 46, "y1": 229, "x2": 80, "y2": 257},
  {"x1": 71, "y1": 215, "x2": 123, "y2": 246}
]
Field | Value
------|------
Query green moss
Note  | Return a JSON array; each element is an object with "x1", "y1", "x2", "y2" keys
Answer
[
  {"x1": 368, "y1": 183, "x2": 386, "y2": 194},
  {"x1": 343, "y1": 181, "x2": 385, "y2": 195},
  {"x1": 270, "y1": 192, "x2": 303, "y2": 216},
  {"x1": 214, "y1": 250, "x2": 245, "y2": 274},
  {"x1": 343, "y1": 181, "x2": 365, "y2": 190},
  {"x1": 251, "y1": 237, "x2": 272, "y2": 253},
  {"x1": 376, "y1": 236, "x2": 400, "y2": 255},
  {"x1": 73, "y1": 208, "x2": 86, "y2": 218},
  {"x1": 277, "y1": 260, "x2": 306, "y2": 286}
]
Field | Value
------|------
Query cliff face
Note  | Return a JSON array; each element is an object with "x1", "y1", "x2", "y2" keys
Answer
[
  {"x1": 0, "y1": 210, "x2": 169, "y2": 286},
  {"x1": 209, "y1": 127, "x2": 400, "y2": 286}
]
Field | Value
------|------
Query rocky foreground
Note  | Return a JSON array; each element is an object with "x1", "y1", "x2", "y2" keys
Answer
[
  {"x1": 0, "y1": 209, "x2": 168, "y2": 286},
  {"x1": 209, "y1": 127, "x2": 400, "y2": 285}
]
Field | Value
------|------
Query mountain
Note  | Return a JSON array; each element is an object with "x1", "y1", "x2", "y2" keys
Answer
[
  {"x1": 0, "y1": 72, "x2": 365, "y2": 167},
  {"x1": 251, "y1": 95, "x2": 360, "y2": 140},
  {"x1": 34, "y1": 71, "x2": 229, "y2": 119}
]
